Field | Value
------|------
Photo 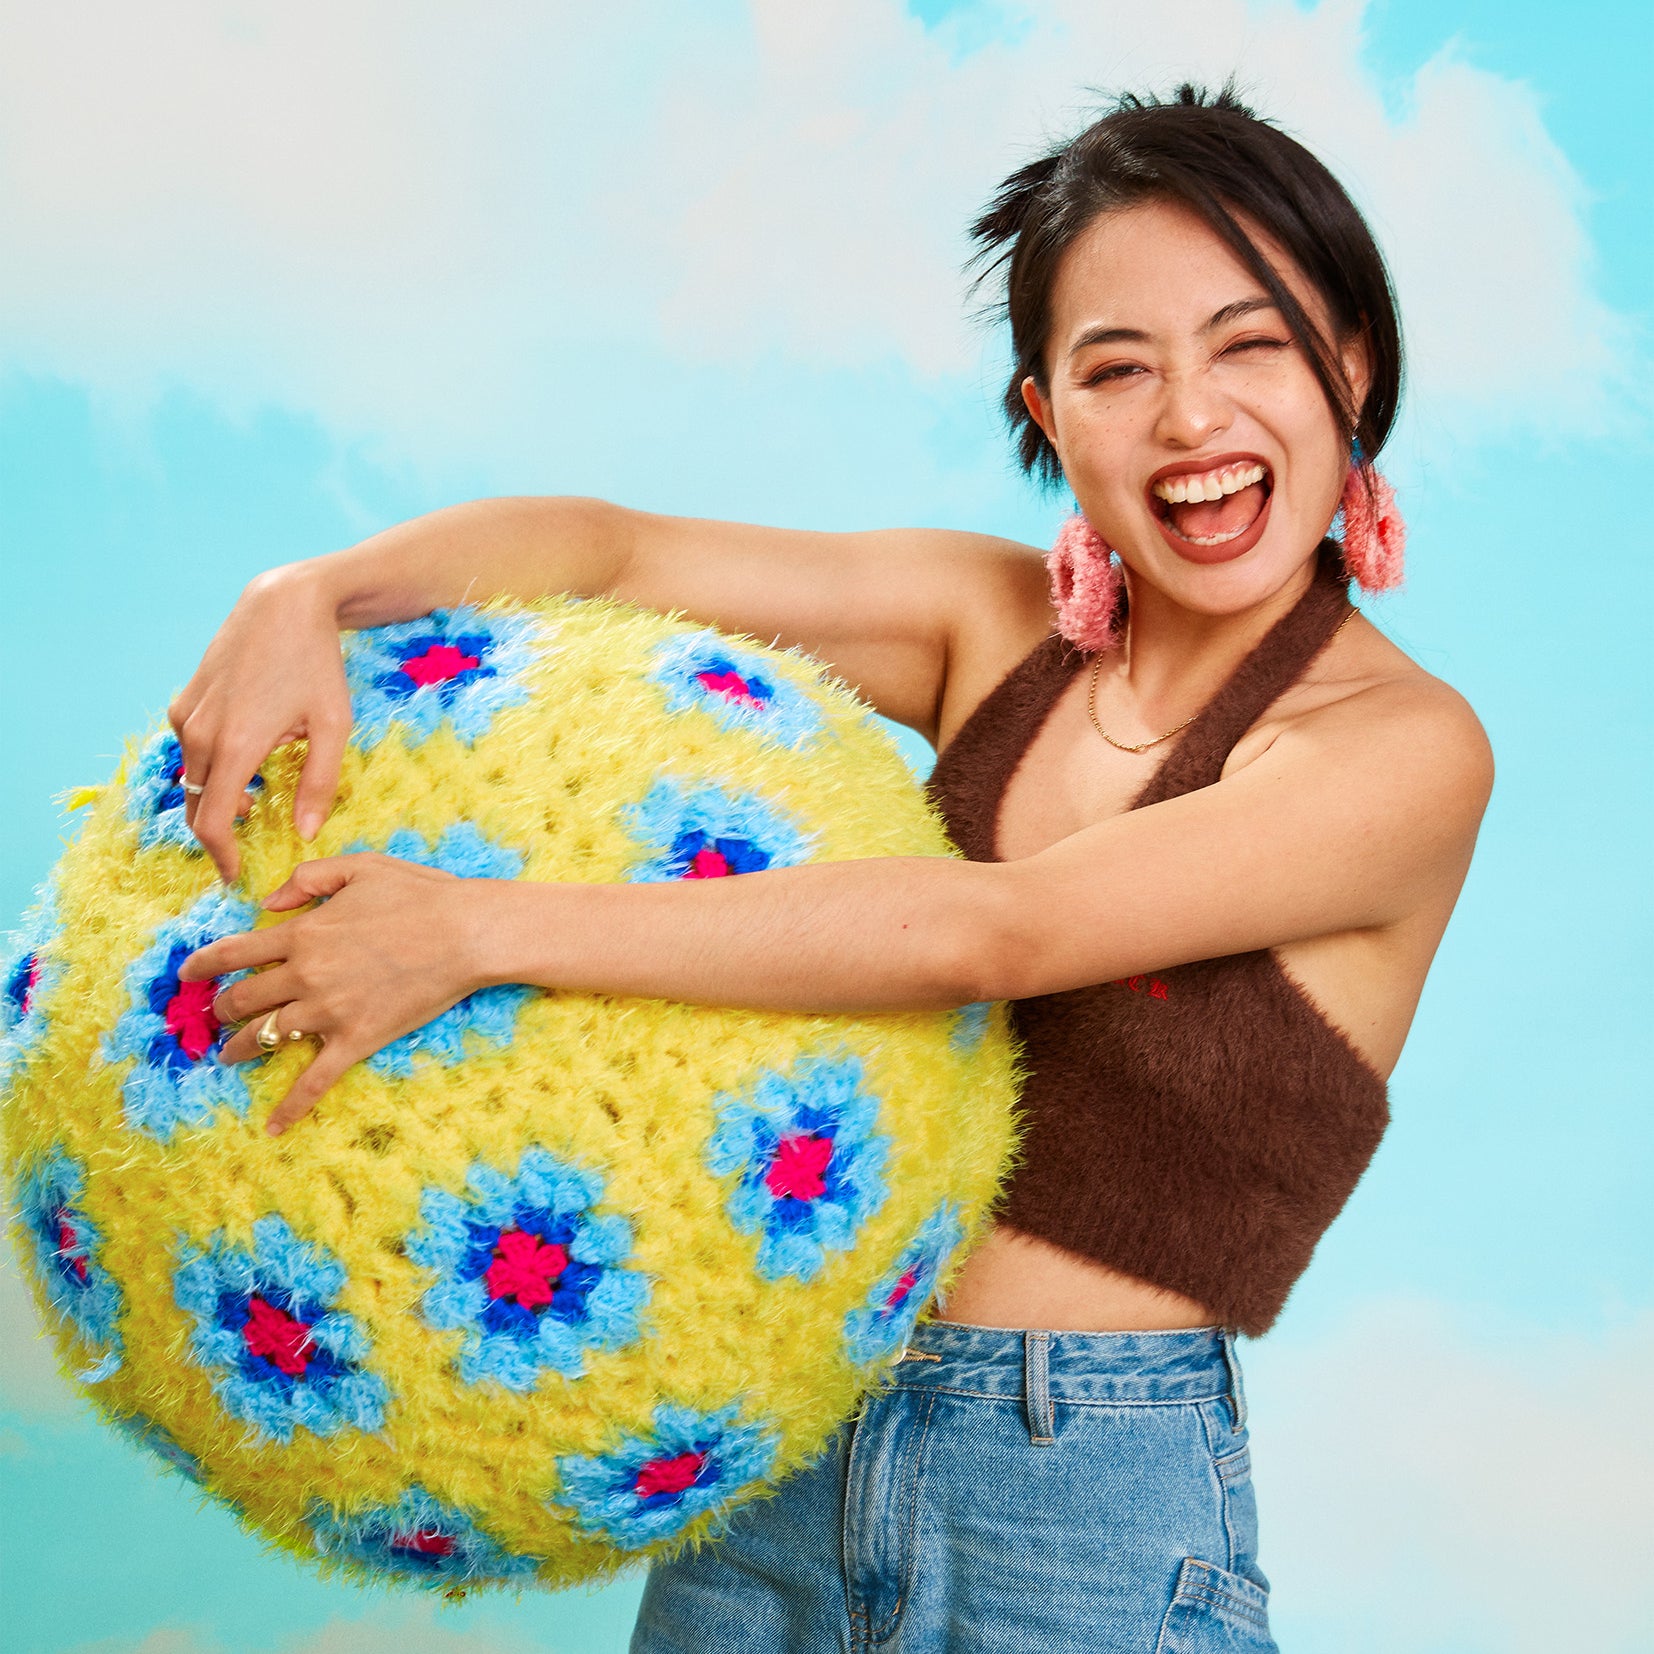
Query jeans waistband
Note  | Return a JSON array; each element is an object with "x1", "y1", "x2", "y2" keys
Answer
[{"x1": 894, "y1": 1317, "x2": 1247, "y2": 1421}]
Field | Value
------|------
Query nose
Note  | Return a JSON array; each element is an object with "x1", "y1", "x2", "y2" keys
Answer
[{"x1": 1154, "y1": 365, "x2": 1233, "y2": 450}]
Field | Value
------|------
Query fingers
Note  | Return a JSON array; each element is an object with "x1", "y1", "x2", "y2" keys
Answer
[
  {"x1": 263, "y1": 856, "x2": 365, "y2": 912},
  {"x1": 211, "y1": 966, "x2": 301, "y2": 1059},
  {"x1": 180, "y1": 925, "x2": 291, "y2": 983},
  {"x1": 293, "y1": 711, "x2": 349, "y2": 843},
  {"x1": 179, "y1": 731, "x2": 265, "y2": 884},
  {"x1": 266, "y1": 1036, "x2": 357, "y2": 1137}
]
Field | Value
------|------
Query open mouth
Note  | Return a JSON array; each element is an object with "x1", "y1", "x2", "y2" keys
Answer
[{"x1": 1148, "y1": 459, "x2": 1273, "y2": 553}]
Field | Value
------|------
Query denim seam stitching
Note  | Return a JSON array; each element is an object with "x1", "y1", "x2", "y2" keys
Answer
[
  {"x1": 1178, "y1": 1559, "x2": 1269, "y2": 1626},
  {"x1": 891, "y1": 1384, "x2": 1226, "y2": 1407},
  {"x1": 1174, "y1": 1583, "x2": 1270, "y2": 1628},
  {"x1": 869, "y1": 1386, "x2": 937, "y2": 1646}
]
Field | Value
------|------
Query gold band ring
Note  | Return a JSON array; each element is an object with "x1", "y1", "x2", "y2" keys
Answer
[{"x1": 256, "y1": 1010, "x2": 284, "y2": 1052}]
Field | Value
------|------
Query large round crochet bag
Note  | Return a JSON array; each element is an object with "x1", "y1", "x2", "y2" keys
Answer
[{"x1": 0, "y1": 596, "x2": 1022, "y2": 1594}]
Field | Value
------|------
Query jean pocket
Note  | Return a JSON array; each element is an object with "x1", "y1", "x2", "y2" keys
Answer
[{"x1": 1153, "y1": 1557, "x2": 1277, "y2": 1653}]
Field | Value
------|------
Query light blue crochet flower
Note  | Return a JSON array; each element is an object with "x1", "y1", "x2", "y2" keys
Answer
[
  {"x1": 948, "y1": 1001, "x2": 993, "y2": 1055},
  {"x1": 102, "y1": 889, "x2": 258, "y2": 1141},
  {"x1": 551, "y1": 1401, "x2": 780, "y2": 1550},
  {"x1": 341, "y1": 823, "x2": 535, "y2": 1077},
  {"x1": 173, "y1": 1215, "x2": 389, "y2": 1445},
  {"x1": 649, "y1": 632, "x2": 826, "y2": 750},
  {"x1": 341, "y1": 606, "x2": 543, "y2": 750},
  {"x1": 308, "y1": 1485, "x2": 543, "y2": 1587},
  {"x1": 621, "y1": 777, "x2": 815, "y2": 884},
  {"x1": 0, "y1": 882, "x2": 64, "y2": 1088},
  {"x1": 124, "y1": 727, "x2": 264, "y2": 853},
  {"x1": 17, "y1": 1146, "x2": 124, "y2": 1382},
  {"x1": 705, "y1": 1054, "x2": 892, "y2": 1283},
  {"x1": 407, "y1": 1144, "x2": 651, "y2": 1392},
  {"x1": 844, "y1": 1200, "x2": 966, "y2": 1366}
]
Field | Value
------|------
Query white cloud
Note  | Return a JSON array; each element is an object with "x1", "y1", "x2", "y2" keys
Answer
[
  {"x1": 1247, "y1": 1298, "x2": 1654, "y2": 1653},
  {"x1": 0, "y1": 1, "x2": 1628, "y2": 479}
]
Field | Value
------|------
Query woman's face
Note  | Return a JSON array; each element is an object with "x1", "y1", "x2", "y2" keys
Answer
[{"x1": 1022, "y1": 197, "x2": 1368, "y2": 615}]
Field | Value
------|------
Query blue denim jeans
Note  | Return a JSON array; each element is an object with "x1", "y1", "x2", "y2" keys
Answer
[{"x1": 629, "y1": 1320, "x2": 1277, "y2": 1652}]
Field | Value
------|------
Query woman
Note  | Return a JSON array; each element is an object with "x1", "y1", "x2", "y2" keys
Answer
[{"x1": 174, "y1": 87, "x2": 1490, "y2": 1650}]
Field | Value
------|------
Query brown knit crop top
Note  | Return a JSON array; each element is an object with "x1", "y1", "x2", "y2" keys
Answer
[{"x1": 926, "y1": 546, "x2": 1389, "y2": 1335}]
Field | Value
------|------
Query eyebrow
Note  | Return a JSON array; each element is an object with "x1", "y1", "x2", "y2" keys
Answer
[{"x1": 1065, "y1": 295, "x2": 1280, "y2": 358}]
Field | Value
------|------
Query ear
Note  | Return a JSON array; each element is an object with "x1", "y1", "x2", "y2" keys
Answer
[
  {"x1": 1020, "y1": 375, "x2": 1055, "y2": 445},
  {"x1": 1340, "y1": 326, "x2": 1374, "y2": 429}
]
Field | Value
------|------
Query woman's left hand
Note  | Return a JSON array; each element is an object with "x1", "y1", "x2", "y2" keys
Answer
[{"x1": 178, "y1": 856, "x2": 498, "y2": 1137}]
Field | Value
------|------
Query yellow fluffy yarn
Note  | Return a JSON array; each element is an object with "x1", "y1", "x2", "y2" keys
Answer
[{"x1": 1, "y1": 596, "x2": 1021, "y2": 1593}]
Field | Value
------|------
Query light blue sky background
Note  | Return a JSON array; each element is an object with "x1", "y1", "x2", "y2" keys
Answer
[{"x1": 1, "y1": 3, "x2": 1649, "y2": 1651}]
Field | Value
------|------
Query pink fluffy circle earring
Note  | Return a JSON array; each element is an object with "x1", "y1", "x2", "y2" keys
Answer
[
  {"x1": 1046, "y1": 510, "x2": 1125, "y2": 651},
  {"x1": 1339, "y1": 441, "x2": 1406, "y2": 593}
]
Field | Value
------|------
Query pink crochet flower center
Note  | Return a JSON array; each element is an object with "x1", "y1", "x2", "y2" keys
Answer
[
  {"x1": 886, "y1": 1266, "x2": 920, "y2": 1309},
  {"x1": 399, "y1": 643, "x2": 482, "y2": 687},
  {"x1": 484, "y1": 1229, "x2": 569, "y2": 1309},
  {"x1": 391, "y1": 1529, "x2": 456, "y2": 1557},
  {"x1": 765, "y1": 1132, "x2": 833, "y2": 1201},
  {"x1": 242, "y1": 1295, "x2": 315, "y2": 1377},
  {"x1": 683, "y1": 847, "x2": 732, "y2": 880},
  {"x1": 57, "y1": 1217, "x2": 89, "y2": 1281},
  {"x1": 165, "y1": 978, "x2": 222, "y2": 1063},
  {"x1": 695, "y1": 669, "x2": 766, "y2": 708},
  {"x1": 635, "y1": 1450, "x2": 707, "y2": 1499}
]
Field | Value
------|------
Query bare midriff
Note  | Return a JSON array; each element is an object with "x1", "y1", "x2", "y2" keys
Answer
[{"x1": 930, "y1": 1221, "x2": 1218, "y2": 1333}]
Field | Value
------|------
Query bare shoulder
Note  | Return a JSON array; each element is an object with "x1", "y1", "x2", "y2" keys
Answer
[{"x1": 1247, "y1": 616, "x2": 1495, "y2": 837}]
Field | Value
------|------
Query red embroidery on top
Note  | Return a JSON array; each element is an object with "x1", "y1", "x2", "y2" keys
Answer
[
  {"x1": 765, "y1": 1133, "x2": 833, "y2": 1201},
  {"x1": 165, "y1": 979, "x2": 222, "y2": 1062},
  {"x1": 695, "y1": 669, "x2": 766, "y2": 709},
  {"x1": 243, "y1": 1295, "x2": 315, "y2": 1376},
  {"x1": 484, "y1": 1229, "x2": 569, "y2": 1309},
  {"x1": 399, "y1": 643, "x2": 481, "y2": 687},
  {"x1": 1109, "y1": 975, "x2": 1172, "y2": 1000},
  {"x1": 635, "y1": 1450, "x2": 706, "y2": 1498}
]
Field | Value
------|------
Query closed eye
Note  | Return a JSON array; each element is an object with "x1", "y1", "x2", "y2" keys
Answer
[
  {"x1": 1222, "y1": 336, "x2": 1290, "y2": 356},
  {"x1": 1083, "y1": 363, "x2": 1146, "y2": 386}
]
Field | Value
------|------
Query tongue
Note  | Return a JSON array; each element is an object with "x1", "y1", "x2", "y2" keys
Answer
[{"x1": 1166, "y1": 480, "x2": 1265, "y2": 543}]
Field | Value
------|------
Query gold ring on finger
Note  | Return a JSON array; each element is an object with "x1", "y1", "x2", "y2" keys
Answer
[
  {"x1": 256, "y1": 1009, "x2": 284, "y2": 1052},
  {"x1": 182, "y1": 780, "x2": 206, "y2": 796}
]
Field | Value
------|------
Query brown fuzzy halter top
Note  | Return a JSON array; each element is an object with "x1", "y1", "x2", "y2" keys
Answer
[{"x1": 926, "y1": 545, "x2": 1389, "y2": 1335}]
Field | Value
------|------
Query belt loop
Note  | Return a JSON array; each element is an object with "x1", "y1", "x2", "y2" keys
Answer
[
  {"x1": 1219, "y1": 1328, "x2": 1248, "y2": 1431},
  {"x1": 1024, "y1": 1330, "x2": 1054, "y2": 1446}
]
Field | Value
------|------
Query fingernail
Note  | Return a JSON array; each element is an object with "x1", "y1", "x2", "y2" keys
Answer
[{"x1": 297, "y1": 810, "x2": 321, "y2": 840}]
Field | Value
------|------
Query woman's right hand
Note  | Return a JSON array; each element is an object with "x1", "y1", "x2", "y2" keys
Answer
[{"x1": 168, "y1": 562, "x2": 354, "y2": 884}]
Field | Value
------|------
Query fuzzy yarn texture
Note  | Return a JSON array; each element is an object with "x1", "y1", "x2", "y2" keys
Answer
[
  {"x1": 0, "y1": 596, "x2": 1023, "y2": 1595},
  {"x1": 1045, "y1": 512, "x2": 1124, "y2": 652},
  {"x1": 1338, "y1": 463, "x2": 1406, "y2": 592}
]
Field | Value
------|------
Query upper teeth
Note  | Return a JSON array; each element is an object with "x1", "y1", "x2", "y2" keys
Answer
[{"x1": 1152, "y1": 462, "x2": 1267, "y2": 504}]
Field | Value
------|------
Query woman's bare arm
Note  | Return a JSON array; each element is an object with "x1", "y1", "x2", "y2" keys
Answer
[
  {"x1": 171, "y1": 496, "x2": 1046, "y2": 879},
  {"x1": 187, "y1": 671, "x2": 1491, "y2": 1133}
]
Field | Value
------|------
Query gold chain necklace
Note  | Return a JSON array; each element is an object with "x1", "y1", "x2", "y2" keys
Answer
[{"x1": 1087, "y1": 604, "x2": 1358, "y2": 754}]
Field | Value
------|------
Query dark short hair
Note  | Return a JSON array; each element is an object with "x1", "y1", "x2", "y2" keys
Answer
[{"x1": 970, "y1": 84, "x2": 1403, "y2": 489}]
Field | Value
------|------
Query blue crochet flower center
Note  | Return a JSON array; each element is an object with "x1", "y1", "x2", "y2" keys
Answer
[{"x1": 664, "y1": 830, "x2": 772, "y2": 877}]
